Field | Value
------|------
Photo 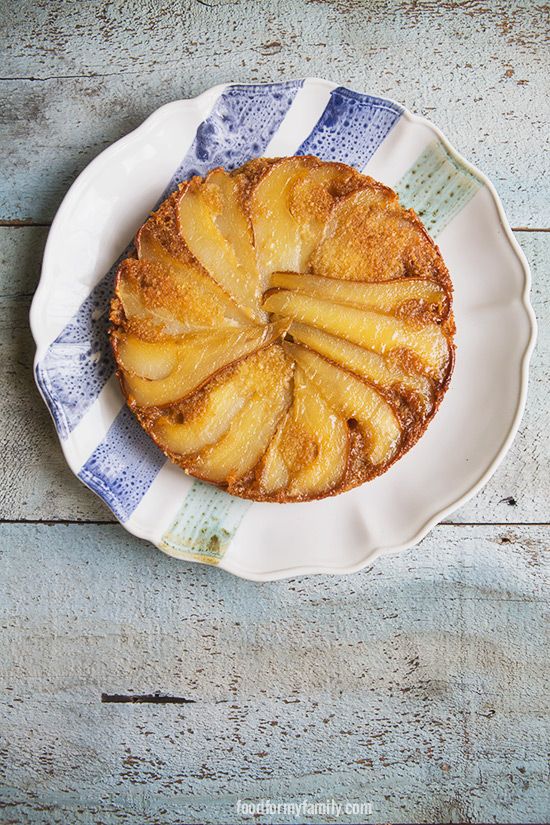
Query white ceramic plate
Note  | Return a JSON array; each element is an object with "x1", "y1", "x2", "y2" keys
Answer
[{"x1": 30, "y1": 78, "x2": 536, "y2": 580}]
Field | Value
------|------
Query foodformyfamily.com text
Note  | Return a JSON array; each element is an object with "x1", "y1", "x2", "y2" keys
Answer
[{"x1": 235, "y1": 798, "x2": 373, "y2": 819}]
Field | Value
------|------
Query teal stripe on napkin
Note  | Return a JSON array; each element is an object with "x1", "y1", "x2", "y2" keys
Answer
[
  {"x1": 160, "y1": 481, "x2": 251, "y2": 565},
  {"x1": 396, "y1": 140, "x2": 481, "y2": 236}
]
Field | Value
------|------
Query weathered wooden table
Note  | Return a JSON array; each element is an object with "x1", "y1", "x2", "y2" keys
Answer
[{"x1": 1, "y1": 2, "x2": 548, "y2": 823}]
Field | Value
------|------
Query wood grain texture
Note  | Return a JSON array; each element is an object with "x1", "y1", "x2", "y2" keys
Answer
[
  {"x1": 0, "y1": 227, "x2": 111, "y2": 521},
  {"x1": 1, "y1": 0, "x2": 549, "y2": 225},
  {"x1": 1, "y1": 226, "x2": 547, "y2": 524},
  {"x1": 0, "y1": 523, "x2": 548, "y2": 824}
]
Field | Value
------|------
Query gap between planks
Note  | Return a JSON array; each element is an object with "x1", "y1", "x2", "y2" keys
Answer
[
  {"x1": 1, "y1": 219, "x2": 549, "y2": 232},
  {"x1": 1, "y1": 519, "x2": 548, "y2": 527},
  {"x1": 101, "y1": 693, "x2": 196, "y2": 704}
]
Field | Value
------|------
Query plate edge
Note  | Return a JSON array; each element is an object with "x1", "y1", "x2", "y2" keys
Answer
[{"x1": 29, "y1": 77, "x2": 538, "y2": 581}]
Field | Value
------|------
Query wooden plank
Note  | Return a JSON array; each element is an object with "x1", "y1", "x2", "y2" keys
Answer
[
  {"x1": 0, "y1": 226, "x2": 111, "y2": 522},
  {"x1": 0, "y1": 522, "x2": 548, "y2": 823},
  {"x1": 2, "y1": 226, "x2": 547, "y2": 524},
  {"x1": 0, "y1": 1, "x2": 549, "y2": 225}
]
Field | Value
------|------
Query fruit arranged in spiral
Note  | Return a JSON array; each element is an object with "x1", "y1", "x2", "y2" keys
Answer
[{"x1": 110, "y1": 156, "x2": 455, "y2": 502}]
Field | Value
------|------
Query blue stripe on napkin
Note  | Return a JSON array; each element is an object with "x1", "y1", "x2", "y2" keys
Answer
[{"x1": 297, "y1": 87, "x2": 402, "y2": 168}]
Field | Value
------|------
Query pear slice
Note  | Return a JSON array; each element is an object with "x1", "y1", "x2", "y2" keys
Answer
[
  {"x1": 310, "y1": 187, "x2": 437, "y2": 282},
  {"x1": 286, "y1": 343, "x2": 401, "y2": 466},
  {"x1": 113, "y1": 333, "x2": 179, "y2": 380},
  {"x1": 289, "y1": 322, "x2": 434, "y2": 413},
  {"x1": 249, "y1": 157, "x2": 309, "y2": 278},
  {"x1": 119, "y1": 321, "x2": 288, "y2": 408},
  {"x1": 187, "y1": 346, "x2": 293, "y2": 484},
  {"x1": 151, "y1": 346, "x2": 282, "y2": 457},
  {"x1": 287, "y1": 162, "x2": 365, "y2": 267},
  {"x1": 260, "y1": 367, "x2": 349, "y2": 498},
  {"x1": 264, "y1": 290, "x2": 450, "y2": 378},
  {"x1": 178, "y1": 168, "x2": 264, "y2": 320},
  {"x1": 258, "y1": 418, "x2": 289, "y2": 494},
  {"x1": 206, "y1": 168, "x2": 259, "y2": 280},
  {"x1": 270, "y1": 271, "x2": 448, "y2": 319},
  {"x1": 250, "y1": 157, "x2": 365, "y2": 278},
  {"x1": 136, "y1": 224, "x2": 250, "y2": 328},
  {"x1": 115, "y1": 259, "x2": 187, "y2": 337}
]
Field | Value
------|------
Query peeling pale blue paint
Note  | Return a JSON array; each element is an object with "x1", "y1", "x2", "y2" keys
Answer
[{"x1": 1, "y1": 524, "x2": 548, "y2": 823}]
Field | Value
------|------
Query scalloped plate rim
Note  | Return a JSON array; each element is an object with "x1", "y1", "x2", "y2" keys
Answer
[{"x1": 30, "y1": 77, "x2": 537, "y2": 581}]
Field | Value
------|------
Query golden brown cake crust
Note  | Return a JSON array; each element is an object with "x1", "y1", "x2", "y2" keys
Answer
[{"x1": 109, "y1": 156, "x2": 455, "y2": 502}]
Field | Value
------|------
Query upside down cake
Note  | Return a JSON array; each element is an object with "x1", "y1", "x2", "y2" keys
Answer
[{"x1": 109, "y1": 156, "x2": 455, "y2": 502}]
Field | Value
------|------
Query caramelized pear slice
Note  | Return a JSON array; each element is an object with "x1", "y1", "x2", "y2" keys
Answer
[
  {"x1": 113, "y1": 333, "x2": 178, "y2": 380},
  {"x1": 311, "y1": 187, "x2": 437, "y2": 282},
  {"x1": 258, "y1": 419, "x2": 289, "y2": 494},
  {"x1": 270, "y1": 271, "x2": 448, "y2": 319},
  {"x1": 178, "y1": 169, "x2": 263, "y2": 320},
  {"x1": 151, "y1": 348, "x2": 280, "y2": 457},
  {"x1": 120, "y1": 321, "x2": 288, "y2": 408},
  {"x1": 116, "y1": 259, "x2": 186, "y2": 337},
  {"x1": 264, "y1": 290, "x2": 450, "y2": 378},
  {"x1": 287, "y1": 162, "x2": 363, "y2": 268},
  {"x1": 249, "y1": 157, "x2": 307, "y2": 277},
  {"x1": 188, "y1": 346, "x2": 293, "y2": 484},
  {"x1": 136, "y1": 225, "x2": 250, "y2": 328},
  {"x1": 250, "y1": 157, "x2": 363, "y2": 278},
  {"x1": 289, "y1": 323, "x2": 434, "y2": 413},
  {"x1": 287, "y1": 343, "x2": 401, "y2": 466},
  {"x1": 206, "y1": 168, "x2": 259, "y2": 278},
  {"x1": 260, "y1": 367, "x2": 348, "y2": 497}
]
